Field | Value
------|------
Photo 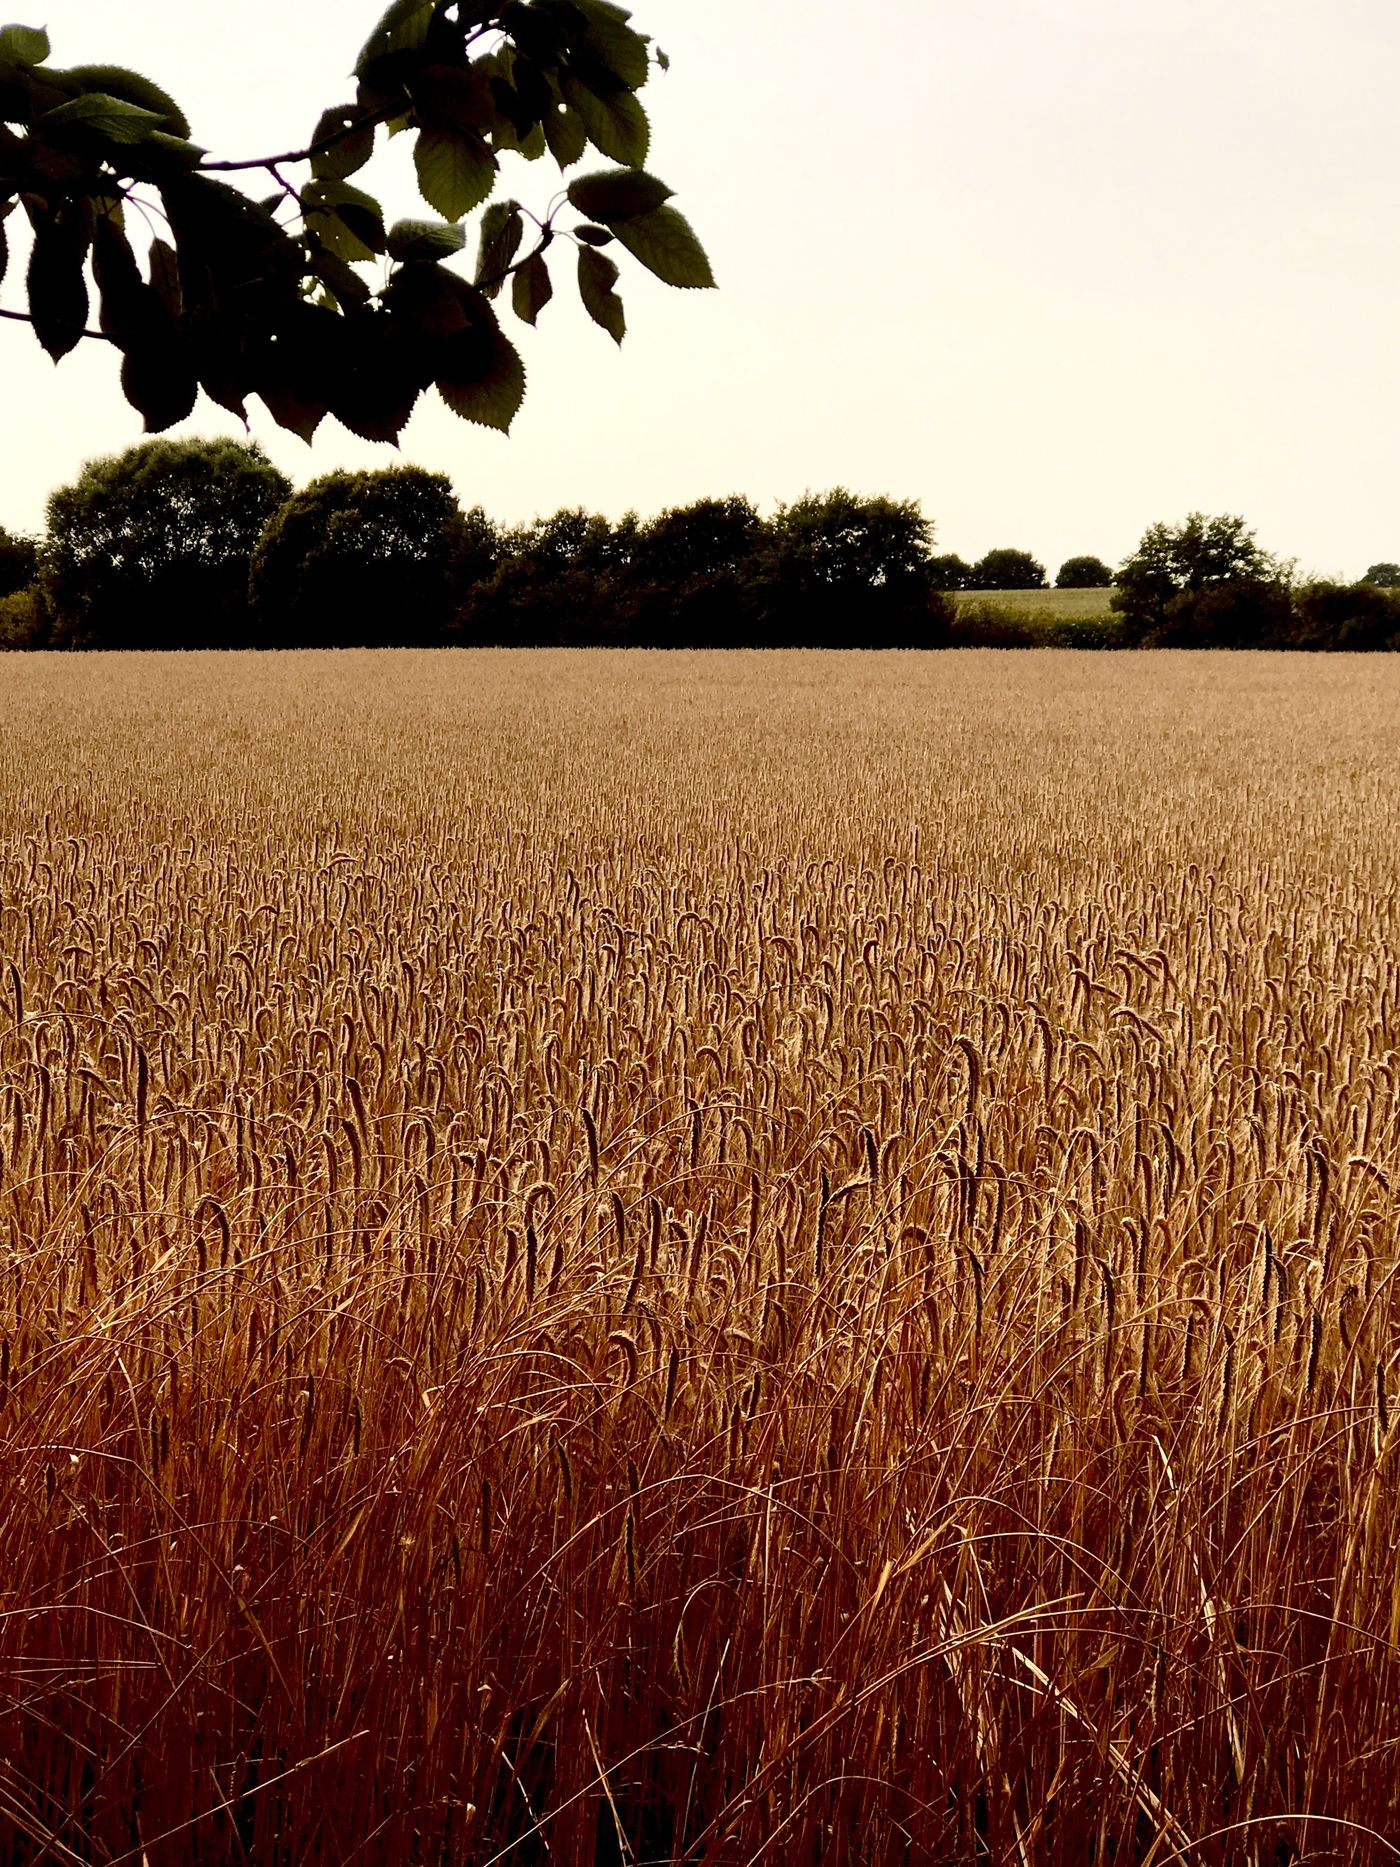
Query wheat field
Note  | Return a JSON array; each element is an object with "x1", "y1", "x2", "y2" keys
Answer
[{"x1": 2, "y1": 648, "x2": 1400, "y2": 1865}]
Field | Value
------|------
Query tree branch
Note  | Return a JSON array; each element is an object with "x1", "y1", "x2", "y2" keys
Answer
[{"x1": 0, "y1": 306, "x2": 118, "y2": 344}]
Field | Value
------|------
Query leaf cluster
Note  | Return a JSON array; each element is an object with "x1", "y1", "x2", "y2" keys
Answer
[{"x1": 0, "y1": 2, "x2": 712, "y2": 443}]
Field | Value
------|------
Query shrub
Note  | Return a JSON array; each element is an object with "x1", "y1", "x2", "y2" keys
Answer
[
  {"x1": 0, "y1": 526, "x2": 38, "y2": 600},
  {"x1": 1289, "y1": 580, "x2": 1400, "y2": 651},
  {"x1": 0, "y1": 585, "x2": 48, "y2": 649}
]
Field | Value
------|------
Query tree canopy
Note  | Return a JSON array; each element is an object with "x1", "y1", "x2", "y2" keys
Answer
[
  {"x1": 1055, "y1": 554, "x2": 1113, "y2": 589},
  {"x1": 969, "y1": 547, "x2": 1046, "y2": 591},
  {"x1": 0, "y1": 523, "x2": 35, "y2": 598},
  {"x1": 45, "y1": 437, "x2": 291, "y2": 646},
  {"x1": 0, "y1": 3, "x2": 711, "y2": 443},
  {"x1": 1111, "y1": 513, "x2": 1291, "y2": 647}
]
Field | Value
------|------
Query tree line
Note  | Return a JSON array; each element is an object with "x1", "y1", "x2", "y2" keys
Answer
[{"x1": 3, "y1": 437, "x2": 1399, "y2": 652}]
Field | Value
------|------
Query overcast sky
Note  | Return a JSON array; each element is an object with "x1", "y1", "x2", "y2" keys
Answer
[{"x1": 3, "y1": 0, "x2": 1398, "y2": 577}]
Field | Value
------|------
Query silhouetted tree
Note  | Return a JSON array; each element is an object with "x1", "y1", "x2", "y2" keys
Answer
[
  {"x1": 751, "y1": 489, "x2": 948, "y2": 647},
  {"x1": 969, "y1": 547, "x2": 1046, "y2": 591},
  {"x1": 1055, "y1": 555, "x2": 1113, "y2": 589},
  {"x1": 250, "y1": 467, "x2": 471, "y2": 646},
  {"x1": 44, "y1": 437, "x2": 290, "y2": 647},
  {"x1": 623, "y1": 495, "x2": 764, "y2": 644},
  {"x1": 1289, "y1": 580, "x2": 1400, "y2": 651},
  {"x1": 928, "y1": 554, "x2": 973, "y2": 592},
  {"x1": 465, "y1": 508, "x2": 633, "y2": 645},
  {"x1": 1361, "y1": 563, "x2": 1400, "y2": 588},
  {"x1": 1112, "y1": 513, "x2": 1289, "y2": 646},
  {"x1": 0, "y1": 526, "x2": 38, "y2": 599}
]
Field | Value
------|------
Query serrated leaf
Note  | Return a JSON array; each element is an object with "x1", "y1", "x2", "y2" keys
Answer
[
  {"x1": 577, "y1": 244, "x2": 624, "y2": 344},
  {"x1": 304, "y1": 178, "x2": 386, "y2": 263},
  {"x1": 475, "y1": 199, "x2": 523, "y2": 296},
  {"x1": 121, "y1": 339, "x2": 198, "y2": 432},
  {"x1": 612, "y1": 203, "x2": 714, "y2": 288},
  {"x1": 569, "y1": 0, "x2": 651, "y2": 90},
  {"x1": 58, "y1": 65, "x2": 190, "y2": 136},
  {"x1": 542, "y1": 98, "x2": 587, "y2": 169},
  {"x1": 0, "y1": 24, "x2": 48, "y2": 66},
  {"x1": 511, "y1": 249, "x2": 552, "y2": 326},
  {"x1": 562, "y1": 76, "x2": 648, "y2": 167},
  {"x1": 43, "y1": 91, "x2": 167, "y2": 144},
  {"x1": 387, "y1": 216, "x2": 465, "y2": 262},
  {"x1": 437, "y1": 319, "x2": 525, "y2": 432},
  {"x1": 414, "y1": 126, "x2": 496, "y2": 220},
  {"x1": 307, "y1": 239, "x2": 371, "y2": 309},
  {"x1": 355, "y1": 0, "x2": 436, "y2": 77},
  {"x1": 566, "y1": 166, "x2": 672, "y2": 225},
  {"x1": 310, "y1": 105, "x2": 375, "y2": 181},
  {"x1": 26, "y1": 217, "x2": 88, "y2": 359}
]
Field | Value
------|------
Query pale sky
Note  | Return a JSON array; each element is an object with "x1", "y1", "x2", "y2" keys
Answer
[{"x1": 3, "y1": 1, "x2": 1399, "y2": 578}]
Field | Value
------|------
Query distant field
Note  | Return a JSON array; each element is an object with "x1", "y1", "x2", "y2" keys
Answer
[
  {"x1": 954, "y1": 584, "x2": 1118, "y2": 620},
  {"x1": 3, "y1": 650, "x2": 1400, "y2": 1862}
]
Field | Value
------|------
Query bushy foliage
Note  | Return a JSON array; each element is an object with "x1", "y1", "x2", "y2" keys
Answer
[
  {"x1": 44, "y1": 437, "x2": 291, "y2": 648},
  {"x1": 1289, "y1": 580, "x2": 1400, "y2": 652},
  {"x1": 250, "y1": 466, "x2": 479, "y2": 646},
  {"x1": 1361, "y1": 562, "x2": 1400, "y2": 587},
  {"x1": 968, "y1": 547, "x2": 1046, "y2": 591},
  {"x1": 1055, "y1": 554, "x2": 1113, "y2": 589},
  {"x1": 928, "y1": 553, "x2": 973, "y2": 592},
  {"x1": 1112, "y1": 512, "x2": 1291, "y2": 646},
  {"x1": 751, "y1": 488, "x2": 951, "y2": 647},
  {"x1": 0, "y1": 525, "x2": 38, "y2": 599}
]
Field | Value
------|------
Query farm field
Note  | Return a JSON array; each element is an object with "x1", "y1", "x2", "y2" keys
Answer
[
  {"x1": 952, "y1": 585, "x2": 1118, "y2": 621},
  {"x1": 2, "y1": 648, "x2": 1400, "y2": 1864}
]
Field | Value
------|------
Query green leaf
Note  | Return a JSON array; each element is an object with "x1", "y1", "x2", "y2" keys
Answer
[
  {"x1": 511, "y1": 250, "x2": 552, "y2": 326},
  {"x1": 355, "y1": 0, "x2": 436, "y2": 77},
  {"x1": 43, "y1": 91, "x2": 167, "y2": 144},
  {"x1": 0, "y1": 24, "x2": 48, "y2": 66},
  {"x1": 611, "y1": 203, "x2": 714, "y2": 288},
  {"x1": 568, "y1": 0, "x2": 652, "y2": 90},
  {"x1": 414, "y1": 127, "x2": 495, "y2": 220},
  {"x1": 307, "y1": 238, "x2": 372, "y2": 309},
  {"x1": 387, "y1": 216, "x2": 465, "y2": 262},
  {"x1": 304, "y1": 178, "x2": 386, "y2": 263},
  {"x1": 566, "y1": 167, "x2": 671, "y2": 224},
  {"x1": 475, "y1": 198, "x2": 523, "y2": 296},
  {"x1": 26, "y1": 216, "x2": 88, "y2": 360},
  {"x1": 437, "y1": 319, "x2": 525, "y2": 432},
  {"x1": 562, "y1": 76, "x2": 648, "y2": 167},
  {"x1": 577, "y1": 244, "x2": 624, "y2": 344},
  {"x1": 542, "y1": 99, "x2": 587, "y2": 169},
  {"x1": 411, "y1": 62, "x2": 498, "y2": 135},
  {"x1": 310, "y1": 106, "x2": 375, "y2": 181},
  {"x1": 57, "y1": 66, "x2": 190, "y2": 136}
]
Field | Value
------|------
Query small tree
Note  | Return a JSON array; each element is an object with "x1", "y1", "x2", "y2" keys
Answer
[
  {"x1": 1055, "y1": 555, "x2": 1113, "y2": 589},
  {"x1": 1361, "y1": 563, "x2": 1400, "y2": 588},
  {"x1": 752, "y1": 489, "x2": 949, "y2": 647},
  {"x1": 1112, "y1": 513, "x2": 1289, "y2": 647},
  {"x1": 1291, "y1": 580, "x2": 1400, "y2": 652},
  {"x1": 45, "y1": 437, "x2": 291, "y2": 647},
  {"x1": 928, "y1": 553, "x2": 973, "y2": 592},
  {"x1": 968, "y1": 547, "x2": 1046, "y2": 591},
  {"x1": 250, "y1": 467, "x2": 469, "y2": 646},
  {"x1": 0, "y1": 527, "x2": 38, "y2": 599}
]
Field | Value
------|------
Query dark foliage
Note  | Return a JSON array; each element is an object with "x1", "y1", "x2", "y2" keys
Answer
[
  {"x1": 1112, "y1": 513, "x2": 1291, "y2": 646},
  {"x1": 44, "y1": 437, "x2": 290, "y2": 648},
  {"x1": 928, "y1": 553, "x2": 973, "y2": 592},
  {"x1": 250, "y1": 466, "x2": 482, "y2": 646},
  {"x1": 749, "y1": 489, "x2": 951, "y2": 647},
  {"x1": 0, "y1": 524, "x2": 37, "y2": 598},
  {"x1": 1289, "y1": 580, "x2": 1400, "y2": 652},
  {"x1": 1055, "y1": 554, "x2": 1113, "y2": 589},
  {"x1": 968, "y1": 547, "x2": 1047, "y2": 591},
  {"x1": 1361, "y1": 562, "x2": 1400, "y2": 588},
  {"x1": 0, "y1": 6, "x2": 710, "y2": 443}
]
